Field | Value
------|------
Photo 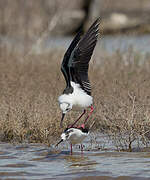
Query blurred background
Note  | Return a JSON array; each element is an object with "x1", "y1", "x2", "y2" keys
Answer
[{"x1": 1, "y1": 0, "x2": 150, "y2": 55}]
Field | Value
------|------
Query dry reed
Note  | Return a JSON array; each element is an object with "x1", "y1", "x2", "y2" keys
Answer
[{"x1": 0, "y1": 46, "x2": 150, "y2": 150}]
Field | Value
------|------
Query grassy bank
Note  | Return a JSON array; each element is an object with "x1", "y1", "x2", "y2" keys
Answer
[{"x1": 0, "y1": 47, "x2": 150, "y2": 150}]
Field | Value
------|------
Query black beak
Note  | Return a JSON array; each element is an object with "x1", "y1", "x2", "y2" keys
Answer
[
  {"x1": 55, "y1": 139, "x2": 63, "y2": 147},
  {"x1": 60, "y1": 113, "x2": 65, "y2": 127}
]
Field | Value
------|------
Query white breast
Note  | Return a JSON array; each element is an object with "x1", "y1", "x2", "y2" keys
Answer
[
  {"x1": 63, "y1": 128, "x2": 88, "y2": 145},
  {"x1": 58, "y1": 82, "x2": 93, "y2": 109}
]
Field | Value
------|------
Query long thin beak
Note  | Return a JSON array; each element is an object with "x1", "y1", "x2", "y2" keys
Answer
[
  {"x1": 55, "y1": 139, "x2": 63, "y2": 147},
  {"x1": 60, "y1": 113, "x2": 65, "y2": 127}
]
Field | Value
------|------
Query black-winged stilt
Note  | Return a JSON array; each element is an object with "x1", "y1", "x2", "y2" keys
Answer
[
  {"x1": 58, "y1": 18, "x2": 100, "y2": 127},
  {"x1": 55, "y1": 124, "x2": 89, "y2": 154},
  {"x1": 55, "y1": 121, "x2": 96, "y2": 154}
]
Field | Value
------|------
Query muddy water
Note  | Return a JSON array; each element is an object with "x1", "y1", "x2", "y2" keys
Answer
[{"x1": 0, "y1": 136, "x2": 150, "y2": 180}]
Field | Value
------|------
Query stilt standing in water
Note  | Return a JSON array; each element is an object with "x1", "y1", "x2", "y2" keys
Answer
[
  {"x1": 55, "y1": 125, "x2": 89, "y2": 154},
  {"x1": 56, "y1": 121, "x2": 96, "y2": 154}
]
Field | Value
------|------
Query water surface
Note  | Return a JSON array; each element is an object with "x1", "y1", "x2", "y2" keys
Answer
[
  {"x1": 0, "y1": 137, "x2": 150, "y2": 180},
  {"x1": 1, "y1": 35, "x2": 150, "y2": 55}
]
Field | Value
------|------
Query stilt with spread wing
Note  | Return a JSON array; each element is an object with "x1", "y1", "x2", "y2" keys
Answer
[{"x1": 58, "y1": 18, "x2": 100, "y2": 127}]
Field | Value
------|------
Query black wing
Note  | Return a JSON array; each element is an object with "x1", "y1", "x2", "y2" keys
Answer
[
  {"x1": 61, "y1": 30, "x2": 82, "y2": 91},
  {"x1": 68, "y1": 18, "x2": 100, "y2": 95}
]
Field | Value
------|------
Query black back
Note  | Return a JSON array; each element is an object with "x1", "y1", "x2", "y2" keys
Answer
[
  {"x1": 78, "y1": 127, "x2": 89, "y2": 133},
  {"x1": 64, "y1": 127, "x2": 89, "y2": 134}
]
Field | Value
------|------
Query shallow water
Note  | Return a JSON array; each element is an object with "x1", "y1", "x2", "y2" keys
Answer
[
  {"x1": 1, "y1": 138, "x2": 150, "y2": 180},
  {"x1": 47, "y1": 34, "x2": 150, "y2": 55},
  {"x1": 1, "y1": 34, "x2": 150, "y2": 55}
]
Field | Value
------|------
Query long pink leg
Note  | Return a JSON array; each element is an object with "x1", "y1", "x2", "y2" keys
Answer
[
  {"x1": 84, "y1": 105, "x2": 94, "y2": 124},
  {"x1": 70, "y1": 110, "x2": 86, "y2": 128},
  {"x1": 70, "y1": 144, "x2": 73, "y2": 155},
  {"x1": 81, "y1": 144, "x2": 83, "y2": 154}
]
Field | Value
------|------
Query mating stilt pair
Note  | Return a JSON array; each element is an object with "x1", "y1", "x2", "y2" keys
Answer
[{"x1": 56, "y1": 18, "x2": 100, "y2": 154}]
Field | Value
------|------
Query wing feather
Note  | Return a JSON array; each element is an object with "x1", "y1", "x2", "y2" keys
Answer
[
  {"x1": 61, "y1": 30, "x2": 82, "y2": 89},
  {"x1": 68, "y1": 18, "x2": 100, "y2": 95}
]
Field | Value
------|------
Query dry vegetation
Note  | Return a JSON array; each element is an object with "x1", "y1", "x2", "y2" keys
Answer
[
  {"x1": 0, "y1": 46, "x2": 150, "y2": 151},
  {"x1": 92, "y1": 48, "x2": 150, "y2": 151}
]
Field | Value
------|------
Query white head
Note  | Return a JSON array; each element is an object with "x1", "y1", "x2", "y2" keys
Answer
[
  {"x1": 61, "y1": 132, "x2": 67, "y2": 141},
  {"x1": 59, "y1": 102, "x2": 72, "y2": 127},
  {"x1": 55, "y1": 128, "x2": 72, "y2": 147}
]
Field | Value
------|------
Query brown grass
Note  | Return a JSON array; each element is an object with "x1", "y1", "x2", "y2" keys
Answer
[
  {"x1": 92, "y1": 48, "x2": 150, "y2": 151},
  {"x1": 0, "y1": 46, "x2": 150, "y2": 150}
]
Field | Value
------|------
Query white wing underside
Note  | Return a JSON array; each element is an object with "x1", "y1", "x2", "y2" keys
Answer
[{"x1": 58, "y1": 81, "x2": 93, "y2": 110}]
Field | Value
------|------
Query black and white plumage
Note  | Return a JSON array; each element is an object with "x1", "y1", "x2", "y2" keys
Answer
[
  {"x1": 55, "y1": 127, "x2": 89, "y2": 154},
  {"x1": 58, "y1": 18, "x2": 100, "y2": 127}
]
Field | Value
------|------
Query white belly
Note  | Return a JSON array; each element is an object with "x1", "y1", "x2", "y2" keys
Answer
[
  {"x1": 68, "y1": 130, "x2": 88, "y2": 145},
  {"x1": 72, "y1": 104, "x2": 84, "y2": 111},
  {"x1": 69, "y1": 135, "x2": 87, "y2": 144}
]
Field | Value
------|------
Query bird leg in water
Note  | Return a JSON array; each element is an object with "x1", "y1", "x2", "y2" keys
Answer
[
  {"x1": 69, "y1": 109, "x2": 86, "y2": 128},
  {"x1": 84, "y1": 105, "x2": 94, "y2": 124},
  {"x1": 70, "y1": 144, "x2": 73, "y2": 155},
  {"x1": 81, "y1": 144, "x2": 83, "y2": 154}
]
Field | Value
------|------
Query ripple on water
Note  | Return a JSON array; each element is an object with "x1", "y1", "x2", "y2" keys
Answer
[
  {"x1": 0, "y1": 151, "x2": 10, "y2": 155},
  {"x1": 0, "y1": 141, "x2": 150, "y2": 179},
  {"x1": 0, "y1": 155, "x2": 16, "y2": 159},
  {"x1": 0, "y1": 171, "x2": 45, "y2": 177},
  {"x1": 0, "y1": 163, "x2": 35, "y2": 168}
]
